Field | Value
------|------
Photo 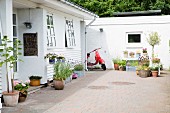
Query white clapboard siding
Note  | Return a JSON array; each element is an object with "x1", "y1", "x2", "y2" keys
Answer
[
  {"x1": 49, "y1": 49, "x2": 82, "y2": 63},
  {"x1": 0, "y1": 58, "x2": 2, "y2": 112},
  {"x1": 46, "y1": 49, "x2": 82, "y2": 81},
  {"x1": 47, "y1": 65, "x2": 54, "y2": 81}
]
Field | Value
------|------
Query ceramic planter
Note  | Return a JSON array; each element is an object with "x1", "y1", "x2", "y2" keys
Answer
[
  {"x1": 19, "y1": 90, "x2": 28, "y2": 102},
  {"x1": 151, "y1": 71, "x2": 158, "y2": 77},
  {"x1": 114, "y1": 64, "x2": 119, "y2": 70},
  {"x1": 53, "y1": 80, "x2": 64, "y2": 90},
  {"x1": 139, "y1": 70, "x2": 150, "y2": 78},
  {"x1": 30, "y1": 79, "x2": 40, "y2": 86},
  {"x1": 2, "y1": 91, "x2": 19, "y2": 107},
  {"x1": 74, "y1": 71, "x2": 84, "y2": 77}
]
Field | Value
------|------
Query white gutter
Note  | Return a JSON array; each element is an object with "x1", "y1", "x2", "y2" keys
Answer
[{"x1": 84, "y1": 17, "x2": 96, "y2": 71}]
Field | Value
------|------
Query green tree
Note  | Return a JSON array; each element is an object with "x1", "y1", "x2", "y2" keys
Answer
[{"x1": 69, "y1": 0, "x2": 170, "y2": 17}]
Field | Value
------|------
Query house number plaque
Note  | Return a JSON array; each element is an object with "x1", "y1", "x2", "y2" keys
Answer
[{"x1": 23, "y1": 33, "x2": 38, "y2": 56}]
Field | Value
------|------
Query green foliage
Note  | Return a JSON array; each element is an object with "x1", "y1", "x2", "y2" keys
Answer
[
  {"x1": 147, "y1": 32, "x2": 161, "y2": 47},
  {"x1": 118, "y1": 60, "x2": 126, "y2": 66},
  {"x1": 112, "y1": 57, "x2": 121, "y2": 64},
  {"x1": 14, "y1": 80, "x2": 30, "y2": 92},
  {"x1": 0, "y1": 36, "x2": 22, "y2": 92},
  {"x1": 74, "y1": 64, "x2": 84, "y2": 71},
  {"x1": 150, "y1": 63, "x2": 160, "y2": 71},
  {"x1": 29, "y1": 75, "x2": 42, "y2": 80},
  {"x1": 53, "y1": 62, "x2": 73, "y2": 81},
  {"x1": 69, "y1": 0, "x2": 170, "y2": 17}
]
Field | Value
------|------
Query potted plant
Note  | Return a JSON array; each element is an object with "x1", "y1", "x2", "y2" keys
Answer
[
  {"x1": 57, "y1": 54, "x2": 65, "y2": 62},
  {"x1": 138, "y1": 65, "x2": 150, "y2": 78},
  {"x1": 53, "y1": 62, "x2": 72, "y2": 90},
  {"x1": 152, "y1": 58, "x2": 160, "y2": 64},
  {"x1": 14, "y1": 80, "x2": 30, "y2": 102},
  {"x1": 147, "y1": 32, "x2": 161, "y2": 60},
  {"x1": 129, "y1": 52, "x2": 135, "y2": 58},
  {"x1": 29, "y1": 75, "x2": 42, "y2": 86},
  {"x1": 113, "y1": 58, "x2": 121, "y2": 70},
  {"x1": 118, "y1": 60, "x2": 126, "y2": 71},
  {"x1": 74, "y1": 63, "x2": 84, "y2": 77},
  {"x1": 150, "y1": 64, "x2": 159, "y2": 77},
  {"x1": 0, "y1": 36, "x2": 22, "y2": 106},
  {"x1": 44, "y1": 53, "x2": 58, "y2": 64},
  {"x1": 123, "y1": 50, "x2": 128, "y2": 58},
  {"x1": 136, "y1": 50, "x2": 141, "y2": 58}
]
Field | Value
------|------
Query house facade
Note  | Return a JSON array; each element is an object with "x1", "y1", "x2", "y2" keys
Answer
[
  {"x1": 0, "y1": 0, "x2": 97, "y2": 109},
  {"x1": 86, "y1": 15, "x2": 170, "y2": 70}
]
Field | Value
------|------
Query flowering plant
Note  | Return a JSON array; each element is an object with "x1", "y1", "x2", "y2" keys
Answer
[
  {"x1": 14, "y1": 80, "x2": 30, "y2": 92},
  {"x1": 143, "y1": 48, "x2": 147, "y2": 53},
  {"x1": 44, "y1": 53, "x2": 58, "y2": 60},
  {"x1": 152, "y1": 58, "x2": 160, "y2": 63},
  {"x1": 57, "y1": 54, "x2": 65, "y2": 60}
]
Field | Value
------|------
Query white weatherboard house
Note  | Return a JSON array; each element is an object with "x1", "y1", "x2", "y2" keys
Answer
[
  {"x1": 0, "y1": 0, "x2": 97, "y2": 109},
  {"x1": 86, "y1": 15, "x2": 170, "y2": 70}
]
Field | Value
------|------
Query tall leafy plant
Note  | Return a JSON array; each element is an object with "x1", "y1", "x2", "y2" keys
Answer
[
  {"x1": 0, "y1": 36, "x2": 22, "y2": 93},
  {"x1": 147, "y1": 32, "x2": 161, "y2": 60}
]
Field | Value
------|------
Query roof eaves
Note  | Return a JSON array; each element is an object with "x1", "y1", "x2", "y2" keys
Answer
[{"x1": 59, "y1": 0, "x2": 99, "y2": 18}]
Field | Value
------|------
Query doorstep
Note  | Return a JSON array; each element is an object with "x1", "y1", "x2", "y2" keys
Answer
[{"x1": 27, "y1": 85, "x2": 44, "y2": 94}]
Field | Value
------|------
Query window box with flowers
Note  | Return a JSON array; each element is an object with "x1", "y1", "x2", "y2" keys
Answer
[
  {"x1": 14, "y1": 80, "x2": 30, "y2": 102},
  {"x1": 57, "y1": 54, "x2": 65, "y2": 62},
  {"x1": 44, "y1": 53, "x2": 58, "y2": 64},
  {"x1": 129, "y1": 52, "x2": 135, "y2": 58}
]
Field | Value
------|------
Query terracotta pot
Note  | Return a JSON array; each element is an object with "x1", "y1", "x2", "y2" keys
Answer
[
  {"x1": 53, "y1": 80, "x2": 65, "y2": 90},
  {"x1": 151, "y1": 71, "x2": 158, "y2": 77},
  {"x1": 114, "y1": 64, "x2": 119, "y2": 70},
  {"x1": 2, "y1": 90, "x2": 19, "y2": 107},
  {"x1": 30, "y1": 79, "x2": 40, "y2": 86},
  {"x1": 18, "y1": 90, "x2": 27, "y2": 102},
  {"x1": 139, "y1": 70, "x2": 150, "y2": 78}
]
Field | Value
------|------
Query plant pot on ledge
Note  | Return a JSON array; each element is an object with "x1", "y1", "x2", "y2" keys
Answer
[{"x1": 29, "y1": 76, "x2": 42, "y2": 86}]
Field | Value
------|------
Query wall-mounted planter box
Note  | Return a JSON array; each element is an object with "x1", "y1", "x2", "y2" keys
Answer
[{"x1": 126, "y1": 66, "x2": 136, "y2": 71}]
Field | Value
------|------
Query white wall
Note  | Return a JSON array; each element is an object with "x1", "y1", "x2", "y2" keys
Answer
[
  {"x1": 17, "y1": 6, "x2": 84, "y2": 84},
  {"x1": 87, "y1": 15, "x2": 170, "y2": 69},
  {"x1": 18, "y1": 8, "x2": 47, "y2": 83}
]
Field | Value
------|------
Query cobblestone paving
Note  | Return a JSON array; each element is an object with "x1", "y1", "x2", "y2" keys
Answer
[{"x1": 2, "y1": 70, "x2": 170, "y2": 113}]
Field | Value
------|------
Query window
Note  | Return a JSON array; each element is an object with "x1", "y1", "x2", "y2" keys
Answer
[
  {"x1": 13, "y1": 14, "x2": 18, "y2": 72},
  {"x1": 47, "y1": 14, "x2": 56, "y2": 47},
  {"x1": 128, "y1": 34, "x2": 141, "y2": 43},
  {"x1": 65, "y1": 19, "x2": 76, "y2": 47},
  {"x1": 13, "y1": 14, "x2": 17, "y2": 37}
]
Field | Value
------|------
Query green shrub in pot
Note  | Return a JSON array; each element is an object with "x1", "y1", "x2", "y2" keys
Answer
[{"x1": 74, "y1": 64, "x2": 84, "y2": 77}]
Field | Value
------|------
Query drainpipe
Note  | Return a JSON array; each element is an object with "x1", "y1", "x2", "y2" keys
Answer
[{"x1": 84, "y1": 17, "x2": 96, "y2": 71}]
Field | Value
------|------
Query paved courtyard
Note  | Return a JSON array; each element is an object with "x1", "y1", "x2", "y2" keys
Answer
[{"x1": 2, "y1": 70, "x2": 170, "y2": 113}]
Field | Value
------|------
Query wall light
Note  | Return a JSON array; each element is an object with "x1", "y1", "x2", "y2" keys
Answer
[
  {"x1": 99, "y1": 28, "x2": 103, "y2": 32},
  {"x1": 23, "y1": 8, "x2": 32, "y2": 29}
]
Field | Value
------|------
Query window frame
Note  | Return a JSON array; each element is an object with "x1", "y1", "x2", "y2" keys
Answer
[
  {"x1": 65, "y1": 19, "x2": 76, "y2": 48},
  {"x1": 126, "y1": 31, "x2": 143, "y2": 47},
  {"x1": 46, "y1": 13, "x2": 56, "y2": 47}
]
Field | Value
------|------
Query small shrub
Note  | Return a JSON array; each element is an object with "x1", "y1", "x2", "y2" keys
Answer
[{"x1": 74, "y1": 64, "x2": 84, "y2": 71}]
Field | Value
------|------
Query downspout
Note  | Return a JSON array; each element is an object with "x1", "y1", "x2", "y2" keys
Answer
[{"x1": 84, "y1": 17, "x2": 96, "y2": 71}]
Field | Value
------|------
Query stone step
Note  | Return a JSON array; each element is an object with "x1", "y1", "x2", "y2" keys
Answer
[{"x1": 27, "y1": 85, "x2": 44, "y2": 94}]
